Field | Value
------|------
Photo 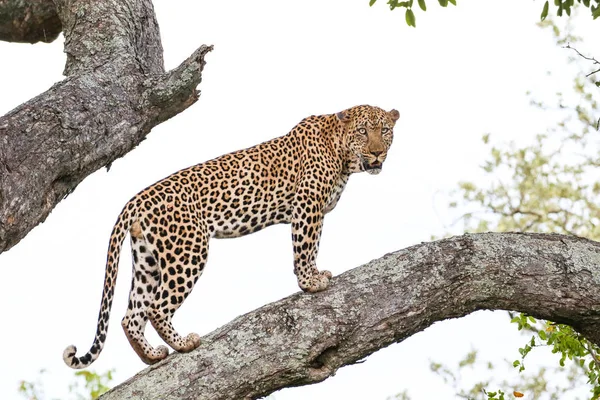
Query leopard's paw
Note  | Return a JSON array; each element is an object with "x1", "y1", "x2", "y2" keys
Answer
[
  {"x1": 306, "y1": 271, "x2": 332, "y2": 293},
  {"x1": 145, "y1": 345, "x2": 169, "y2": 365},
  {"x1": 182, "y1": 333, "x2": 201, "y2": 352},
  {"x1": 320, "y1": 270, "x2": 332, "y2": 279}
]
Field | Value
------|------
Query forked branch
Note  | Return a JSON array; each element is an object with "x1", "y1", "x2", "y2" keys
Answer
[{"x1": 0, "y1": 0, "x2": 212, "y2": 254}]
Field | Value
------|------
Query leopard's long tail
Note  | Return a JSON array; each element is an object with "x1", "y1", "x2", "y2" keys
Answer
[{"x1": 63, "y1": 201, "x2": 136, "y2": 369}]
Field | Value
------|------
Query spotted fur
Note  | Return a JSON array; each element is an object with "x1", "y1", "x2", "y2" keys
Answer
[{"x1": 63, "y1": 105, "x2": 400, "y2": 368}]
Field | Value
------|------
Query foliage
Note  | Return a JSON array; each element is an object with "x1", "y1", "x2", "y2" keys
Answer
[
  {"x1": 369, "y1": 0, "x2": 600, "y2": 27},
  {"x1": 69, "y1": 370, "x2": 114, "y2": 400},
  {"x1": 446, "y1": 14, "x2": 600, "y2": 400},
  {"x1": 510, "y1": 314, "x2": 600, "y2": 399},
  {"x1": 430, "y1": 349, "x2": 587, "y2": 400},
  {"x1": 386, "y1": 390, "x2": 411, "y2": 400},
  {"x1": 369, "y1": 0, "x2": 456, "y2": 27},
  {"x1": 18, "y1": 369, "x2": 114, "y2": 400},
  {"x1": 390, "y1": 347, "x2": 589, "y2": 399},
  {"x1": 18, "y1": 370, "x2": 46, "y2": 400}
]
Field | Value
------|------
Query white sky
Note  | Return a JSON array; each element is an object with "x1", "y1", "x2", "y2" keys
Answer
[{"x1": 0, "y1": 1, "x2": 599, "y2": 399}]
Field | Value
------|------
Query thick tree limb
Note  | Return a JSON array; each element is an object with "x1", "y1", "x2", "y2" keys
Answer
[
  {"x1": 0, "y1": 0, "x2": 212, "y2": 254},
  {"x1": 0, "y1": 0, "x2": 61, "y2": 43},
  {"x1": 100, "y1": 232, "x2": 600, "y2": 400}
]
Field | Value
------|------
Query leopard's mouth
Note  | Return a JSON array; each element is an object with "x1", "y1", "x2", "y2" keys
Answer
[{"x1": 363, "y1": 160, "x2": 382, "y2": 175}]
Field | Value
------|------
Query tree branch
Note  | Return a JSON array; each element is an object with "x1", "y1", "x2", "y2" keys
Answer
[
  {"x1": 100, "y1": 232, "x2": 600, "y2": 400},
  {"x1": 0, "y1": 0, "x2": 212, "y2": 254},
  {"x1": 0, "y1": 0, "x2": 62, "y2": 43},
  {"x1": 141, "y1": 45, "x2": 213, "y2": 126},
  {"x1": 565, "y1": 43, "x2": 600, "y2": 77}
]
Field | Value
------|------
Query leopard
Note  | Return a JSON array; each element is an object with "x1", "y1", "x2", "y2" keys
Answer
[{"x1": 63, "y1": 104, "x2": 400, "y2": 368}]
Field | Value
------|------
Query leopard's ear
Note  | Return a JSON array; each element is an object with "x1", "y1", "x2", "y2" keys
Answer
[
  {"x1": 388, "y1": 109, "x2": 400, "y2": 122},
  {"x1": 336, "y1": 111, "x2": 351, "y2": 124}
]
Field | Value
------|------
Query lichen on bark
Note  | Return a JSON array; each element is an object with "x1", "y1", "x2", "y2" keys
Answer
[{"x1": 0, "y1": 0, "x2": 61, "y2": 43}]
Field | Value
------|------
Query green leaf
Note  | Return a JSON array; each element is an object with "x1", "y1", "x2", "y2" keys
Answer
[
  {"x1": 438, "y1": 0, "x2": 448, "y2": 6},
  {"x1": 538, "y1": 329, "x2": 547, "y2": 340},
  {"x1": 418, "y1": 0, "x2": 427, "y2": 11},
  {"x1": 448, "y1": 0, "x2": 456, "y2": 4},
  {"x1": 370, "y1": 0, "x2": 377, "y2": 6},
  {"x1": 405, "y1": 8, "x2": 416, "y2": 26},
  {"x1": 593, "y1": 5, "x2": 600, "y2": 19},
  {"x1": 541, "y1": 1, "x2": 549, "y2": 20}
]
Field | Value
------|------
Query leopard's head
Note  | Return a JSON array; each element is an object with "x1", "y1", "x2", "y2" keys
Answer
[{"x1": 337, "y1": 105, "x2": 400, "y2": 175}]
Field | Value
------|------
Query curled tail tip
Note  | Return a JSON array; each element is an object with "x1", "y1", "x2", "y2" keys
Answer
[
  {"x1": 63, "y1": 345, "x2": 89, "y2": 369},
  {"x1": 62, "y1": 344, "x2": 79, "y2": 368}
]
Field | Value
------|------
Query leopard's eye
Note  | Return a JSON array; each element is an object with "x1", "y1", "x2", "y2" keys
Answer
[
  {"x1": 381, "y1": 127, "x2": 390, "y2": 134},
  {"x1": 358, "y1": 128, "x2": 367, "y2": 135}
]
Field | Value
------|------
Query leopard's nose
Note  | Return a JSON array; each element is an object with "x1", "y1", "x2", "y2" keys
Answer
[{"x1": 371, "y1": 150, "x2": 383, "y2": 157}]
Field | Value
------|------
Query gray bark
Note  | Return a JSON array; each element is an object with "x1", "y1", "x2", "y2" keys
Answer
[
  {"x1": 0, "y1": 0, "x2": 212, "y2": 254},
  {"x1": 0, "y1": 0, "x2": 61, "y2": 43},
  {"x1": 100, "y1": 232, "x2": 600, "y2": 400}
]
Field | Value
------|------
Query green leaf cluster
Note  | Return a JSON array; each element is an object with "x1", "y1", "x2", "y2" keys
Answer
[
  {"x1": 421, "y1": 349, "x2": 584, "y2": 400},
  {"x1": 541, "y1": 0, "x2": 600, "y2": 20},
  {"x1": 18, "y1": 369, "x2": 114, "y2": 400},
  {"x1": 509, "y1": 316, "x2": 600, "y2": 399},
  {"x1": 370, "y1": 0, "x2": 600, "y2": 27},
  {"x1": 483, "y1": 389, "x2": 505, "y2": 400},
  {"x1": 70, "y1": 370, "x2": 114, "y2": 400},
  {"x1": 369, "y1": 0, "x2": 457, "y2": 27}
]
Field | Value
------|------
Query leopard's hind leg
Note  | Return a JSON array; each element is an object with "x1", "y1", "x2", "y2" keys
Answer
[
  {"x1": 147, "y1": 210, "x2": 208, "y2": 354},
  {"x1": 120, "y1": 221, "x2": 169, "y2": 364}
]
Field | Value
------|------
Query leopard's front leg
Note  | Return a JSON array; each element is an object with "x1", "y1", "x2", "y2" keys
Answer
[{"x1": 291, "y1": 196, "x2": 332, "y2": 293}]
